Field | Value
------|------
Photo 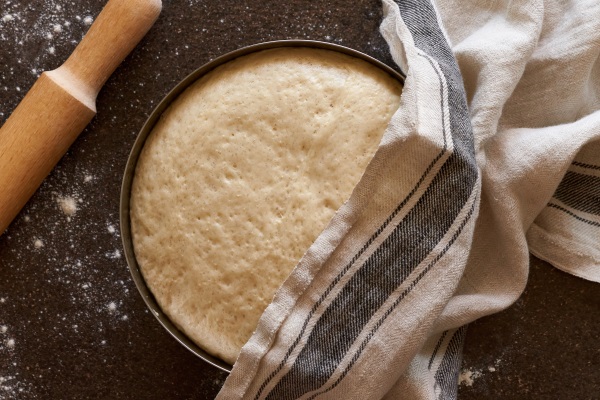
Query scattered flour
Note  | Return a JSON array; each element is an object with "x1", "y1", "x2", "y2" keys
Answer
[
  {"x1": 460, "y1": 358, "x2": 502, "y2": 387},
  {"x1": 459, "y1": 368, "x2": 482, "y2": 387},
  {"x1": 0, "y1": 165, "x2": 129, "y2": 400},
  {"x1": 0, "y1": 1, "x2": 100, "y2": 80},
  {"x1": 0, "y1": 372, "x2": 32, "y2": 397},
  {"x1": 57, "y1": 196, "x2": 78, "y2": 216},
  {"x1": 106, "y1": 249, "x2": 121, "y2": 259}
]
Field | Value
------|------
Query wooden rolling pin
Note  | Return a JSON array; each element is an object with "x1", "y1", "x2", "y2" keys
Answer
[{"x1": 0, "y1": 0, "x2": 162, "y2": 235}]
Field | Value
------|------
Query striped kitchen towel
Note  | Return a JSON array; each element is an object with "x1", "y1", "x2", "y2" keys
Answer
[{"x1": 218, "y1": 0, "x2": 600, "y2": 398}]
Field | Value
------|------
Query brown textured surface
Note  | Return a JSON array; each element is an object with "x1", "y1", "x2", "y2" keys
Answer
[{"x1": 0, "y1": 1, "x2": 598, "y2": 399}]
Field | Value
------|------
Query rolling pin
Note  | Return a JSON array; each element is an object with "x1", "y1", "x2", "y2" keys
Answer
[{"x1": 0, "y1": 0, "x2": 162, "y2": 235}]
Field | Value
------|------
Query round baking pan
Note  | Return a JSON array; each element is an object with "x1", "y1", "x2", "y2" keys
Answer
[{"x1": 120, "y1": 39, "x2": 404, "y2": 373}]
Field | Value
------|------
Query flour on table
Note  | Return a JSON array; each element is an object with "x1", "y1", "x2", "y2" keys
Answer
[
  {"x1": 459, "y1": 357, "x2": 503, "y2": 387},
  {"x1": 0, "y1": 0, "x2": 98, "y2": 85},
  {"x1": 105, "y1": 249, "x2": 121, "y2": 259},
  {"x1": 459, "y1": 368, "x2": 482, "y2": 387},
  {"x1": 57, "y1": 195, "x2": 78, "y2": 217}
]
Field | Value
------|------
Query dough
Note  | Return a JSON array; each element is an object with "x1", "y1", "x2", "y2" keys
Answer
[{"x1": 130, "y1": 47, "x2": 402, "y2": 365}]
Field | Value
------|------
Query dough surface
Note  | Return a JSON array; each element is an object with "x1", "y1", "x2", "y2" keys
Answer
[{"x1": 130, "y1": 47, "x2": 402, "y2": 365}]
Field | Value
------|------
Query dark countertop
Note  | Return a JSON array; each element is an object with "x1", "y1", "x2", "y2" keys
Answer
[{"x1": 0, "y1": 1, "x2": 598, "y2": 399}]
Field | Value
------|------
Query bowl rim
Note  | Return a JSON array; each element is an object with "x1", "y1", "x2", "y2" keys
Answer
[{"x1": 119, "y1": 39, "x2": 405, "y2": 374}]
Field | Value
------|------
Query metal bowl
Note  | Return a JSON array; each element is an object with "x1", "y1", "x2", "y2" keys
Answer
[{"x1": 120, "y1": 40, "x2": 404, "y2": 373}]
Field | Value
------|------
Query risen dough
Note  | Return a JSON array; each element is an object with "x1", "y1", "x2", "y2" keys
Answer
[{"x1": 130, "y1": 47, "x2": 402, "y2": 365}]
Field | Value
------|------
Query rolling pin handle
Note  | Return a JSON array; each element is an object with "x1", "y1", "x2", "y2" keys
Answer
[{"x1": 0, "y1": 0, "x2": 162, "y2": 235}]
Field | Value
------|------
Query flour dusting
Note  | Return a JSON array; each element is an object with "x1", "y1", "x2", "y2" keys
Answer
[
  {"x1": 459, "y1": 368, "x2": 482, "y2": 387},
  {"x1": 0, "y1": 0, "x2": 99, "y2": 89},
  {"x1": 460, "y1": 357, "x2": 503, "y2": 387},
  {"x1": 57, "y1": 196, "x2": 78, "y2": 216},
  {"x1": 106, "y1": 249, "x2": 121, "y2": 259},
  {"x1": 0, "y1": 166, "x2": 128, "y2": 398}
]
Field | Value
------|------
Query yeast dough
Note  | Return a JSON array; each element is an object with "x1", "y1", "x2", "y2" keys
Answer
[{"x1": 130, "y1": 47, "x2": 402, "y2": 365}]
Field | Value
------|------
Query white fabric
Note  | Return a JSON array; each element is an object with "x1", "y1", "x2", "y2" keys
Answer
[{"x1": 218, "y1": 0, "x2": 600, "y2": 398}]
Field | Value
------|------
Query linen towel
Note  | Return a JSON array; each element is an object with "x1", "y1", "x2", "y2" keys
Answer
[{"x1": 218, "y1": 0, "x2": 600, "y2": 398}]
